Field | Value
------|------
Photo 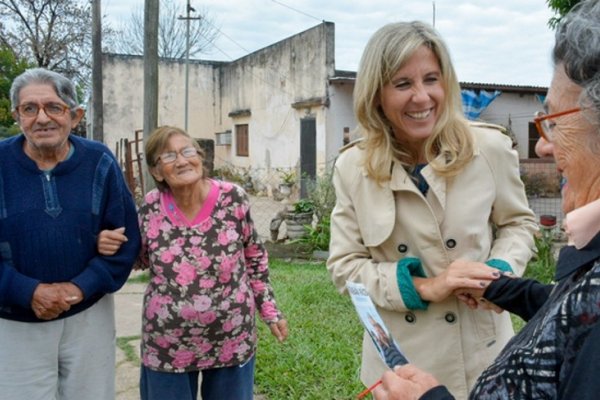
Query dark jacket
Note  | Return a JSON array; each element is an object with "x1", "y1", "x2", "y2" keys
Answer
[{"x1": 421, "y1": 231, "x2": 600, "y2": 400}]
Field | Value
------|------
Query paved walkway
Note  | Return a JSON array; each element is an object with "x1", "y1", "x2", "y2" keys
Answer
[{"x1": 115, "y1": 280, "x2": 144, "y2": 400}]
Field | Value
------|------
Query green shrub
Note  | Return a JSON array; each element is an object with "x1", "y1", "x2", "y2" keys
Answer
[
  {"x1": 293, "y1": 199, "x2": 316, "y2": 214},
  {"x1": 0, "y1": 124, "x2": 20, "y2": 138},
  {"x1": 278, "y1": 168, "x2": 296, "y2": 185},
  {"x1": 298, "y1": 215, "x2": 331, "y2": 251},
  {"x1": 512, "y1": 229, "x2": 557, "y2": 332},
  {"x1": 520, "y1": 171, "x2": 560, "y2": 198},
  {"x1": 212, "y1": 165, "x2": 255, "y2": 193},
  {"x1": 295, "y1": 169, "x2": 336, "y2": 251},
  {"x1": 525, "y1": 231, "x2": 556, "y2": 283}
]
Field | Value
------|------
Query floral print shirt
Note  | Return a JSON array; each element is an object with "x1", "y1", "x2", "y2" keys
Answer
[{"x1": 137, "y1": 179, "x2": 283, "y2": 372}]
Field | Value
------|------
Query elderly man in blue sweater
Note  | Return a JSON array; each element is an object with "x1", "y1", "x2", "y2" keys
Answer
[{"x1": 0, "y1": 68, "x2": 141, "y2": 400}]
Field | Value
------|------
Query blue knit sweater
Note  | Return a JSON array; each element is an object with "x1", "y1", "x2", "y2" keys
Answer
[{"x1": 0, "y1": 134, "x2": 141, "y2": 322}]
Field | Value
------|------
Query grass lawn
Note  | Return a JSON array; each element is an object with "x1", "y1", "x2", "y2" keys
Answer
[
  {"x1": 123, "y1": 247, "x2": 556, "y2": 399},
  {"x1": 255, "y1": 259, "x2": 364, "y2": 400},
  {"x1": 257, "y1": 250, "x2": 557, "y2": 399}
]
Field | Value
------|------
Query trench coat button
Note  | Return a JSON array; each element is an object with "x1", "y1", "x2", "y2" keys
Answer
[
  {"x1": 444, "y1": 312, "x2": 457, "y2": 324},
  {"x1": 405, "y1": 312, "x2": 416, "y2": 324},
  {"x1": 397, "y1": 244, "x2": 408, "y2": 253},
  {"x1": 445, "y1": 239, "x2": 457, "y2": 249}
]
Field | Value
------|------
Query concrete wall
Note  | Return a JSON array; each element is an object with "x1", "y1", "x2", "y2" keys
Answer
[
  {"x1": 102, "y1": 22, "x2": 337, "y2": 175},
  {"x1": 326, "y1": 81, "x2": 355, "y2": 166},
  {"x1": 216, "y1": 22, "x2": 334, "y2": 171},
  {"x1": 479, "y1": 92, "x2": 543, "y2": 159},
  {"x1": 102, "y1": 55, "x2": 220, "y2": 159}
]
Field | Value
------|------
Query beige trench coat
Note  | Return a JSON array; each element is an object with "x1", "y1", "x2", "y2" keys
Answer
[{"x1": 327, "y1": 124, "x2": 537, "y2": 399}]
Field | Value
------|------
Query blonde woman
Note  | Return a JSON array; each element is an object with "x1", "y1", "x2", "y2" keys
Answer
[{"x1": 327, "y1": 21, "x2": 537, "y2": 398}]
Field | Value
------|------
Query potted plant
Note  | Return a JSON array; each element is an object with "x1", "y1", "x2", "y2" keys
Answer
[
  {"x1": 285, "y1": 199, "x2": 315, "y2": 240},
  {"x1": 278, "y1": 168, "x2": 296, "y2": 197}
]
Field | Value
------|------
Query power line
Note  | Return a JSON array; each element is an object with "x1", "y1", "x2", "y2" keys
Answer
[
  {"x1": 200, "y1": 16, "x2": 322, "y2": 99},
  {"x1": 207, "y1": 21, "x2": 253, "y2": 55},
  {"x1": 270, "y1": 0, "x2": 323, "y2": 22}
]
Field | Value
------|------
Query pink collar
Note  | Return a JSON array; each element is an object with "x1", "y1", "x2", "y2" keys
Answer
[{"x1": 160, "y1": 179, "x2": 219, "y2": 227}]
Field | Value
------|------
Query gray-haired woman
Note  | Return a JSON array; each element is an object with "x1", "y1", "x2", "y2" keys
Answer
[{"x1": 98, "y1": 126, "x2": 288, "y2": 400}]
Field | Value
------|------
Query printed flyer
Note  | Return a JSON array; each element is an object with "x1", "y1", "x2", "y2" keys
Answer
[{"x1": 346, "y1": 281, "x2": 408, "y2": 368}]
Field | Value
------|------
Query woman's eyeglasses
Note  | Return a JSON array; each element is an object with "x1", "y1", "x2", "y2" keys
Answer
[
  {"x1": 534, "y1": 107, "x2": 581, "y2": 142},
  {"x1": 156, "y1": 147, "x2": 199, "y2": 164}
]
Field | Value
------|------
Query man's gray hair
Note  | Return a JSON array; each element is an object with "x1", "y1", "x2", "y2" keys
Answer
[{"x1": 9, "y1": 68, "x2": 80, "y2": 115}]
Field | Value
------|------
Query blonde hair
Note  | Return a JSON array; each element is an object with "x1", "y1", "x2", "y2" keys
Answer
[
  {"x1": 145, "y1": 125, "x2": 206, "y2": 192},
  {"x1": 353, "y1": 21, "x2": 474, "y2": 183}
]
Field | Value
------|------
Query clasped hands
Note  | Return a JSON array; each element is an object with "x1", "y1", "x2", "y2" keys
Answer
[
  {"x1": 31, "y1": 282, "x2": 83, "y2": 320},
  {"x1": 414, "y1": 259, "x2": 507, "y2": 313}
]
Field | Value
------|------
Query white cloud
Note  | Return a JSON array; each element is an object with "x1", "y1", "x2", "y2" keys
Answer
[{"x1": 103, "y1": 0, "x2": 556, "y2": 86}]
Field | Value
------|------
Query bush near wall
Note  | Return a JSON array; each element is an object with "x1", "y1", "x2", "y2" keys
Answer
[{"x1": 519, "y1": 159, "x2": 561, "y2": 198}]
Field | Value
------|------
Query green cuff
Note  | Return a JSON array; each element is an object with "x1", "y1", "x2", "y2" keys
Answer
[
  {"x1": 396, "y1": 257, "x2": 429, "y2": 310},
  {"x1": 485, "y1": 258, "x2": 513, "y2": 274}
]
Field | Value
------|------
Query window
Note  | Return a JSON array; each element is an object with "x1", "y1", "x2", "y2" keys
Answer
[
  {"x1": 235, "y1": 124, "x2": 249, "y2": 157},
  {"x1": 528, "y1": 122, "x2": 539, "y2": 158},
  {"x1": 215, "y1": 130, "x2": 232, "y2": 146},
  {"x1": 343, "y1": 127, "x2": 350, "y2": 145}
]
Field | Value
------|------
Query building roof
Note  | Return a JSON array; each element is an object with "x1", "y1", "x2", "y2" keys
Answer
[
  {"x1": 330, "y1": 70, "x2": 548, "y2": 94},
  {"x1": 460, "y1": 81, "x2": 547, "y2": 94}
]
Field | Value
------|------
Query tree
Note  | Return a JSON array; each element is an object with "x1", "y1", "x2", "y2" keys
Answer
[
  {"x1": 0, "y1": 0, "x2": 95, "y2": 86},
  {"x1": 0, "y1": 45, "x2": 31, "y2": 128},
  {"x1": 547, "y1": 0, "x2": 582, "y2": 28},
  {"x1": 110, "y1": 0, "x2": 218, "y2": 59}
]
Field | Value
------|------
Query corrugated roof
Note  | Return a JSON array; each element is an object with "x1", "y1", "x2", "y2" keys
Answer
[
  {"x1": 330, "y1": 70, "x2": 548, "y2": 94},
  {"x1": 461, "y1": 81, "x2": 547, "y2": 94}
]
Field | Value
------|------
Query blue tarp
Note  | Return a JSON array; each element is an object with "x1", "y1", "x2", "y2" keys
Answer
[
  {"x1": 535, "y1": 94, "x2": 546, "y2": 105},
  {"x1": 461, "y1": 89, "x2": 501, "y2": 120}
]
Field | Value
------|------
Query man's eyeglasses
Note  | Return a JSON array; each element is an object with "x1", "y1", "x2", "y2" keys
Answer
[
  {"x1": 15, "y1": 102, "x2": 71, "y2": 118},
  {"x1": 534, "y1": 107, "x2": 581, "y2": 142},
  {"x1": 156, "y1": 147, "x2": 199, "y2": 164}
]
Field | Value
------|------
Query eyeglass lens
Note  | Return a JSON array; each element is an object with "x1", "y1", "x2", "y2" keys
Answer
[
  {"x1": 159, "y1": 147, "x2": 198, "y2": 163},
  {"x1": 539, "y1": 117, "x2": 553, "y2": 140}
]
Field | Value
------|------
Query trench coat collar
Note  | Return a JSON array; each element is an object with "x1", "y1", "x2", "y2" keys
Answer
[
  {"x1": 386, "y1": 140, "x2": 484, "y2": 209},
  {"x1": 388, "y1": 157, "x2": 447, "y2": 212}
]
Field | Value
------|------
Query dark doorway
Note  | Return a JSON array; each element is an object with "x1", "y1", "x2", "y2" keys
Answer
[{"x1": 300, "y1": 118, "x2": 317, "y2": 198}]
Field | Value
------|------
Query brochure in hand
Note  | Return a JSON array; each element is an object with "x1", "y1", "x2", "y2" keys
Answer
[{"x1": 346, "y1": 281, "x2": 408, "y2": 369}]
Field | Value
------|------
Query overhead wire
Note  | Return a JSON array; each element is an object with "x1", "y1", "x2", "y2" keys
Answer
[
  {"x1": 200, "y1": 9, "x2": 306, "y2": 99},
  {"x1": 196, "y1": 1, "x2": 339, "y2": 137},
  {"x1": 269, "y1": 0, "x2": 323, "y2": 22}
]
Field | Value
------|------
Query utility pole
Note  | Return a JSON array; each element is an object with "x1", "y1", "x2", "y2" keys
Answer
[
  {"x1": 91, "y1": 0, "x2": 103, "y2": 141},
  {"x1": 144, "y1": 0, "x2": 159, "y2": 192},
  {"x1": 178, "y1": 0, "x2": 201, "y2": 132}
]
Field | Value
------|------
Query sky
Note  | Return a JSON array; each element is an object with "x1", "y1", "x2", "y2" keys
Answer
[{"x1": 102, "y1": 0, "x2": 557, "y2": 87}]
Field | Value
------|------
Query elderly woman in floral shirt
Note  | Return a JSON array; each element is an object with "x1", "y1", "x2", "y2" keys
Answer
[{"x1": 99, "y1": 125, "x2": 288, "y2": 400}]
